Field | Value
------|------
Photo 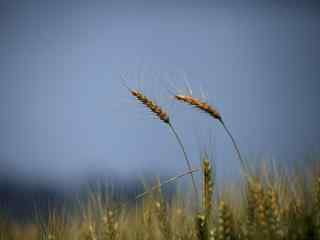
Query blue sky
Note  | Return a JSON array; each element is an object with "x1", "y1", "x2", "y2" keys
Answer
[{"x1": 0, "y1": 0, "x2": 319, "y2": 186}]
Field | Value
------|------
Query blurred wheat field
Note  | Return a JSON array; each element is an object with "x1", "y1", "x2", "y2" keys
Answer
[
  {"x1": 1, "y1": 89, "x2": 320, "y2": 240},
  {"x1": 1, "y1": 158, "x2": 320, "y2": 240}
]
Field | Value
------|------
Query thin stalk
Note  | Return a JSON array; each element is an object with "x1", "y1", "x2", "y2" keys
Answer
[
  {"x1": 112, "y1": 169, "x2": 200, "y2": 213},
  {"x1": 135, "y1": 168, "x2": 200, "y2": 200},
  {"x1": 168, "y1": 123, "x2": 199, "y2": 202},
  {"x1": 219, "y1": 119, "x2": 247, "y2": 174}
]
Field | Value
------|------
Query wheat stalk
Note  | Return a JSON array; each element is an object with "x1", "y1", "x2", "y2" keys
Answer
[
  {"x1": 135, "y1": 168, "x2": 200, "y2": 200},
  {"x1": 175, "y1": 94, "x2": 246, "y2": 171},
  {"x1": 154, "y1": 200, "x2": 171, "y2": 239},
  {"x1": 126, "y1": 87, "x2": 198, "y2": 202}
]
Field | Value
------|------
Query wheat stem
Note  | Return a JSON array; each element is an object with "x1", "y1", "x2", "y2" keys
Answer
[
  {"x1": 219, "y1": 119, "x2": 246, "y2": 172},
  {"x1": 174, "y1": 94, "x2": 247, "y2": 175},
  {"x1": 135, "y1": 168, "x2": 200, "y2": 200},
  {"x1": 168, "y1": 123, "x2": 199, "y2": 201}
]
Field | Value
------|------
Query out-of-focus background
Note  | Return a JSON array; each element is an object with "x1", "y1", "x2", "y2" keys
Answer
[{"x1": 1, "y1": 0, "x2": 319, "y2": 218}]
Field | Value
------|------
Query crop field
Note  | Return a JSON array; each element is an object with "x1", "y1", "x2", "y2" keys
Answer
[{"x1": 1, "y1": 88, "x2": 320, "y2": 240}]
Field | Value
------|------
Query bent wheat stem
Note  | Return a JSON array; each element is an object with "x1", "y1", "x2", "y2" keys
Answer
[{"x1": 219, "y1": 119, "x2": 246, "y2": 171}]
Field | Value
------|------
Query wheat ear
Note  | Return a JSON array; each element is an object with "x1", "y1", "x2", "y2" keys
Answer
[
  {"x1": 102, "y1": 210, "x2": 118, "y2": 240},
  {"x1": 175, "y1": 94, "x2": 246, "y2": 171},
  {"x1": 128, "y1": 89, "x2": 198, "y2": 200},
  {"x1": 315, "y1": 177, "x2": 320, "y2": 238},
  {"x1": 131, "y1": 89, "x2": 170, "y2": 124},
  {"x1": 202, "y1": 159, "x2": 213, "y2": 219},
  {"x1": 196, "y1": 214, "x2": 209, "y2": 240},
  {"x1": 315, "y1": 177, "x2": 320, "y2": 212},
  {"x1": 218, "y1": 201, "x2": 236, "y2": 240},
  {"x1": 265, "y1": 187, "x2": 282, "y2": 238}
]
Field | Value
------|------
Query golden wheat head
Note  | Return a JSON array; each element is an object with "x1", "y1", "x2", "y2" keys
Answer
[
  {"x1": 175, "y1": 95, "x2": 222, "y2": 121},
  {"x1": 175, "y1": 93, "x2": 246, "y2": 171},
  {"x1": 202, "y1": 159, "x2": 213, "y2": 219},
  {"x1": 131, "y1": 89, "x2": 170, "y2": 124}
]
